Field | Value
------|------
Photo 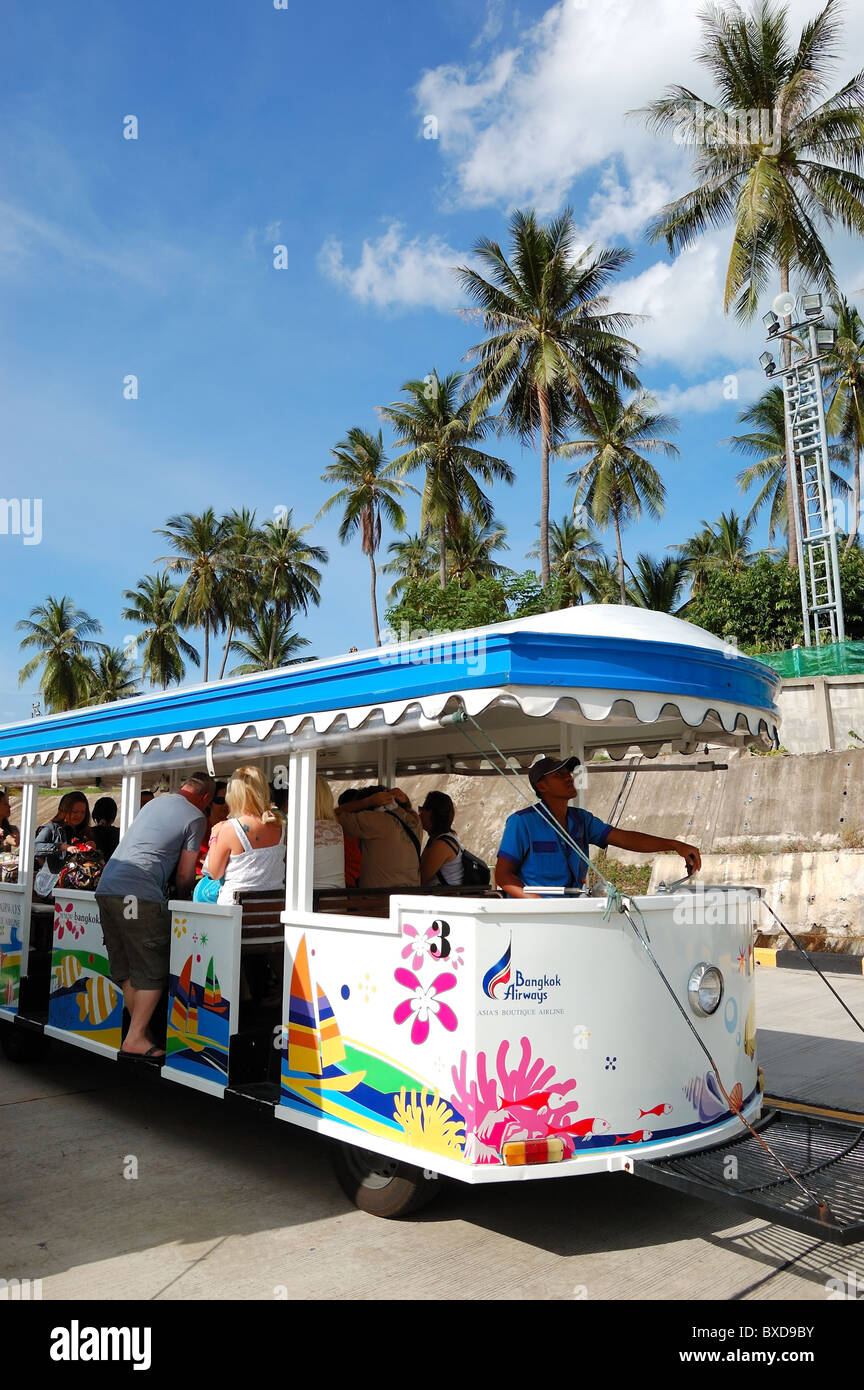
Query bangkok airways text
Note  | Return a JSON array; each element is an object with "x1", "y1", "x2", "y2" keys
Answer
[{"x1": 502, "y1": 970, "x2": 562, "y2": 1004}]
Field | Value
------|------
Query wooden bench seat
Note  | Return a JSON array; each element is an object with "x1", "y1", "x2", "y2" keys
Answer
[
  {"x1": 313, "y1": 884, "x2": 501, "y2": 916},
  {"x1": 232, "y1": 889, "x2": 285, "y2": 947},
  {"x1": 229, "y1": 884, "x2": 502, "y2": 935}
]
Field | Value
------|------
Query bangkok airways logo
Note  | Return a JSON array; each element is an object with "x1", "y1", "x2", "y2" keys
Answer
[
  {"x1": 482, "y1": 934, "x2": 562, "y2": 1004},
  {"x1": 482, "y1": 936, "x2": 512, "y2": 999}
]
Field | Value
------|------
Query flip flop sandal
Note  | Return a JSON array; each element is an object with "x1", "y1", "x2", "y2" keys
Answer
[{"x1": 119, "y1": 1045, "x2": 165, "y2": 1063}]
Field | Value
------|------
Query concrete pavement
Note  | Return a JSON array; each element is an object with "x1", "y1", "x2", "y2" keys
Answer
[{"x1": 1, "y1": 968, "x2": 862, "y2": 1301}]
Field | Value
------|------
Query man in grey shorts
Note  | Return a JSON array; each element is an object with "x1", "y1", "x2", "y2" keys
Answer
[{"x1": 96, "y1": 772, "x2": 214, "y2": 1059}]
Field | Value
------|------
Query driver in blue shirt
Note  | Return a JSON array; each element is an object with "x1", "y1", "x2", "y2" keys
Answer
[{"x1": 496, "y1": 756, "x2": 701, "y2": 897}]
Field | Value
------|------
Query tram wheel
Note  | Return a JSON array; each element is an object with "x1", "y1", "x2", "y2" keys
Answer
[
  {"x1": 0, "y1": 1021, "x2": 50, "y2": 1063},
  {"x1": 331, "y1": 1143, "x2": 442, "y2": 1218}
]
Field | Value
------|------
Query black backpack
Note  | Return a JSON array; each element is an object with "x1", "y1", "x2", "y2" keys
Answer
[{"x1": 437, "y1": 834, "x2": 491, "y2": 887}]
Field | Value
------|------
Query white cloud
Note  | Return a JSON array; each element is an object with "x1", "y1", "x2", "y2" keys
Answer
[
  {"x1": 652, "y1": 368, "x2": 764, "y2": 417},
  {"x1": 612, "y1": 236, "x2": 764, "y2": 369},
  {"x1": 416, "y1": 0, "x2": 705, "y2": 212},
  {"x1": 473, "y1": 0, "x2": 505, "y2": 47},
  {"x1": 417, "y1": 0, "x2": 864, "y2": 218},
  {"x1": 317, "y1": 223, "x2": 471, "y2": 312},
  {"x1": 577, "y1": 167, "x2": 676, "y2": 246},
  {"x1": 243, "y1": 220, "x2": 283, "y2": 257}
]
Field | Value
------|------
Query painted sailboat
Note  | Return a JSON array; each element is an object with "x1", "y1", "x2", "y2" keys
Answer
[
  {"x1": 203, "y1": 957, "x2": 229, "y2": 1017},
  {"x1": 169, "y1": 954, "x2": 204, "y2": 1051},
  {"x1": 282, "y1": 936, "x2": 364, "y2": 1092}
]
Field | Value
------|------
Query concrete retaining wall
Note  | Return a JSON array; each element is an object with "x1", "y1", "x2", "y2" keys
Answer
[
  {"x1": 777, "y1": 674, "x2": 864, "y2": 752},
  {"x1": 648, "y1": 851, "x2": 864, "y2": 945}
]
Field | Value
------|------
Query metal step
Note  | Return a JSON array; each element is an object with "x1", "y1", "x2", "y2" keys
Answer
[{"x1": 635, "y1": 1107, "x2": 864, "y2": 1245}]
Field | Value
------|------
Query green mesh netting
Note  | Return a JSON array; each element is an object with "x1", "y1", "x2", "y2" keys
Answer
[{"x1": 757, "y1": 641, "x2": 864, "y2": 677}]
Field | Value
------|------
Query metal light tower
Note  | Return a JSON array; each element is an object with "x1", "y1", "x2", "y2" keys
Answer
[{"x1": 760, "y1": 292, "x2": 844, "y2": 647}]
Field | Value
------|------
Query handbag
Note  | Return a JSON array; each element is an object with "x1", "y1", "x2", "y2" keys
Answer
[
  {"x1": 194, "y1": 874, "x2": 223, "y2": 903},
  {"x1": 35, "y1": 863, "x2": 60, "y2": 898},
  {"x1": 57, "y1": 839, "x2": 106, "y2": 891}
]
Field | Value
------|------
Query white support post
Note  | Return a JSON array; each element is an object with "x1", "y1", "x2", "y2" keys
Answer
[
  {"x1": 377, "y1": 738, "x2": 396, "y2": 788},
  {"x1": 285, "y1": 749, "x2": 316, "y2": 914},
  {"x1": 119, "y1": 771, "x2": 143, "y2": 834},
  {"x1": 16, "y1": 782, "x2": 38, "y2": 964},
  {"x1": 560, "y1": 727, "x2": 587, "y2": 809}
]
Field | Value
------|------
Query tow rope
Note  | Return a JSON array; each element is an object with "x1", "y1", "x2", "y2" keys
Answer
[{"x1": 445, "y1": 709, "x2": 843, "y2": 1222}]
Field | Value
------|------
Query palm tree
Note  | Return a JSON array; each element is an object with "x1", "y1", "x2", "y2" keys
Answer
[
  {"x1": 382, "y1": 531, "x2": 438, "y2": 601},
  {"x1": 626, "y1": 554, "x2": 689, "y2": 614},
  {"x1": 581, "y1": 555, "x2": 625, "y2": 604},
  {"x1": 709, "y1": 509, "x2": 756, "y2": 571},
  {"x1": 228, "y1": 607, "x2": 312, "y2": 673},
  {"x1": 122, "y1": 572, "x2": 200, "y2": 690},
  {"x1": 257, "y1": 514, "x2": 328, "y2": 666},
  {"x1": 456, "y1": 207, "x2": 640, "y2": 585},
  {"x1": 526, "y1": 515, "x2": 604, "y2": 603},
  {"x1": 729, "y1": 386, "x2": 791, "y2": 540},
  {"x1": 825, "y1": 296, "x2": 864, "y2": 549},
  {"x1": 318, "y1": 428, "x2": 413, "y2": 645},
  {"x1": 217, "y1": 508, "x2": 262, "y2": 679},
  {"x1": 672, "y1": 524, "x2": 722, "y2": 596},
  {"x1": 559, "y1": 391, "x2": 677, "y2": 604},
  {"x1": 729, "y1": 383, "x2": 849, "y2": 538},
  {"x1": 639, "y1": 0, "x2": 864, "y2": 567},
  {"x1": 86, "y1": 647, "x2": 141, "y2": 704},
  {"x1": 446, "y1": 515, "x2": 509, "y2": 587},
  {"x1": 155, "y1": 510, "x2": 232, "y2": 682},
  {"x1": 379, "y1": 371, "x2": 514, "y2": 588},
  {"x1": 17, "y1": 596, "x2": 104, "y2": 713}
]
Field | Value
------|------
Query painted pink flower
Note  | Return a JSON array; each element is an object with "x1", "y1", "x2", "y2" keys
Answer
[
  {"x1": 400, "y1": 924, "x2": 429, "y2": 972},
  {"x1": 393, "y1": 968, "x2": 458, "y2": 1045},
  {"x1": 400, "y1": 923, "x2": 455, "y2": 972}
]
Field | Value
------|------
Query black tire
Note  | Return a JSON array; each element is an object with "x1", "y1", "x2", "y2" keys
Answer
[
  {"x1": 331, "y1": 1143, "x2": 442, "y2": 1218},
  {"x1": 0, "y1": 1021, "x2": 50, "y2": 1063}
]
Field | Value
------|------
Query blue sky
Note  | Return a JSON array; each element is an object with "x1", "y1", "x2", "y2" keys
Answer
[{"x1": 2, "y1": 0, "x2": 864, "y2": 720}]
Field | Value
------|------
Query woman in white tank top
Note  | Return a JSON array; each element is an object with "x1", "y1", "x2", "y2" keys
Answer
[
  {"x1": 203, "y1": 767, "x2": 286, "y2": 904},
  {"x1": 419, "y1": 790, "x2": 464, "y2": 888}
]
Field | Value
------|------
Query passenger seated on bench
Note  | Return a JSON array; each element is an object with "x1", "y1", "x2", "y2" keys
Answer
[
  {"x1": 205, "y1": 767, "x2": 286, "y2": 905},
  {"x1": 419, "y1": 791, "x2": 464, "y2": 888},
  {"x1": 334, "y1": 785, "x2": 422, "y2": 890},
  {"x1": 314, "y1": 777, "x2": 345, "y2": 889},
  {"x1": 337, "y1": 788, "x2": 363, "y2": 887}
]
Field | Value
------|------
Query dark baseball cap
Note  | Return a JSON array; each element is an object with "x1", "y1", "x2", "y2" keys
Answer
[{"x1": 528, "y1": 755, "x2": 580, "y2": 789}]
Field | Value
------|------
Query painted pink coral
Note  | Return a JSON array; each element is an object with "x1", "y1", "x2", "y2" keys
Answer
[
  {"x1": 393, "y1": 968, "x2": 458, "y2": 1045},
  {"x1": 450, "y1": 1038, "x2": 579, "y2": 1164}
]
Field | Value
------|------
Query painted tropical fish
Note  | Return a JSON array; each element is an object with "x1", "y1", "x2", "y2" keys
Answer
[
  {"x1": 54, "y1": 955, "x2": 83, "y2": 991},
  {"x1": 77, "y1": 975, "x2": 119, "y2": 1027},
  {"x1": 501, "y1": 1087, "x2": 570, "y2": 1113},
  {"x1": 549, "y1": 1116, "x2": 611, "y2": 1141},
  {"x1": 613, "y1": 1129, "x2": 653, "y2": 1145},
  {"x1": 638, "y1": 1103, "x2": 673, "y2": 1118},
  {"x1": 729, "y1": 1082, "x2": 743, "y2": 1113}
]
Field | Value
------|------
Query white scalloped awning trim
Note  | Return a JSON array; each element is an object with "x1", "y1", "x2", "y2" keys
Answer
[{"x1": 24, "y1": 682, "x2": 778, "y2": 771}]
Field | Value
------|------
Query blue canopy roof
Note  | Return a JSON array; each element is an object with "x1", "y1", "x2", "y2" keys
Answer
[{"x1": 0, "y1": 607, "x2": 780, "y2": 770}]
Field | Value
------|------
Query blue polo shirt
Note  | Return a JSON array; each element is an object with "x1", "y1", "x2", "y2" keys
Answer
[{"x1": 497, "y1": 804, "x2": 613, "y2": 889}]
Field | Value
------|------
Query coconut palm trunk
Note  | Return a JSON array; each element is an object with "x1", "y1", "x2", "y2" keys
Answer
[
  {"x1": 218, "y1": 622, "x2": 234, "y2": 680},
  {"x1": 846, "y1": 381, "x2": 862, "y2": 552},
  {"x1": 849, "y1": 443, "x2": 862, "y2": 552},
  {"x1": 369, "y1": 544, "x2": 381, "y2": 646},
  {"x1": 613, "y1": 508, "x2": 627, "y2": 605},
  {"x1": 538, "y1": 384, "x2": 552, "y2": 586},
  {"x1": 439, "y1": 520, "x2": 448, "y2": 590}
]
